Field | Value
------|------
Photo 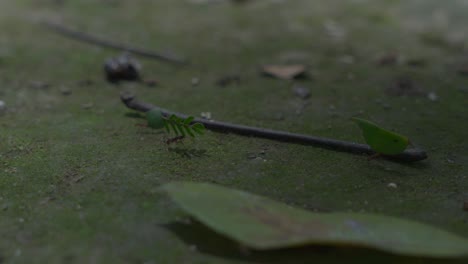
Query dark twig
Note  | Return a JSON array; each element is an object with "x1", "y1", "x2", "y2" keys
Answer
[
  {"x1": 42, "y1": 21, "x2": 187, "y2": 65},
  {"x1": 120, "y1": 93, "x2": 428, "y2": 162}
]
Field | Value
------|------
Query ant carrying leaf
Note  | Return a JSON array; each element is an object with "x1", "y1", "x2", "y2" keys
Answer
[
  {"x1": 352, "y1": 117, "x2": 410, "y2": 158},
  {"x1": 145, "y1": 109, "x2": 205, "y2": 145}
]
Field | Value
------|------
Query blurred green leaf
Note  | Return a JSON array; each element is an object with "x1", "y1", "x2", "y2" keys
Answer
[{"x1": 163, "y1": 182, "x2": 468, "y2": 258}]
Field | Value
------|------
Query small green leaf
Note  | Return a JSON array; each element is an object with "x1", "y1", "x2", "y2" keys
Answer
[
  {"x1": 352, "y1": 117, "x2": 409, "y2": 155},
  {"x1": 176, "y1": 124, "x2": 186, "y2": 136},
  {"x1": 163, "y1": 120, "x2": 170, "y2": 133},
  {"x1": 168, "y1": 120, "x2": 179, "y2": 136},
  {"x1": 163, "y1": 182, "x2": 468, "y2": 258},
  {"x1": 191, "y1": 123, "x2": 205, "y2": 135},
  {"x1": 184, "y1": 126, "x2": 195, "y2": 137},
  {"x1": 184, "y1": 116, "x2": 195, "y2": 125},
  {"x1": 146, "y1": 109, "x2": 165, "y2": 129}
]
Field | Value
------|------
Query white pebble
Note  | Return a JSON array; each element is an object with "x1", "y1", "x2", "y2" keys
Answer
[
  {"x1": 0, "y1": 100, "x2": 5, "y2": 111},
  {"x1": 191, "y1": 77, "x2": 200, "y2": 86},
  {"x1": 387, "y1": 183, "x2": 398, "y2": 189},
  {"x1": 427, "y1": 92, "x2": 438, "y2": 101},
  {"x1": 201, "y1": 112, "x2": 212, "y2": 120}
]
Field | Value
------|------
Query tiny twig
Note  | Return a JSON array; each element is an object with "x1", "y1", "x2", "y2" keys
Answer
[
  {"x1": 120, "y1": 93, "x2": 428, "y2": 162},
  {"x1": 42, "y1": 21, "x2": 187, "y2": 65}
]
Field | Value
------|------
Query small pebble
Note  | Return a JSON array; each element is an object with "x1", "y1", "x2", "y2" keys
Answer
[
  {"x1": 81, "y1": 102, "x2": 93, "y2": 109},
  {"x1": 0, "y1": 100, "x2": 5, "y2": 111},
  {"x1": 104, "y1": 53, "x2": 141, "y2": 83},
  {"x1": 144, "y1": 79, "x2": 159, "y2": 87},
  {"x1": 377, "y1": 53, "x2": 398, "y2": 66},
  {"x1": 30, "y1": 81, "x2": 49, "y2": 90},
  {"x1": 201, "y1": 112, "x2": 212, "y2": 120},
  {"x1": 292, "y1": 85, "x2": 311, "y2": 99},
  {"x1": 191, "y1": 77, "x2": 200, "y2": 86},
  {"x1": 427, "y1": 92, "x2": 438, "y2": 101},
  {"x1": 463, "y1": 201, "x2": 468, "y2": 211},
  {"x1": 247, "y1": 153, "x2": 257, "y2": 160},
  {"x1": 60, "y1": 86, "x2": 72, "y2": 96},
  {"x1": 339, "y1": 55, "x2": 355, "y2": 64},
  {"x1": 189, "y1": 245, "x2": 198, "y2": 252},
  {"x1": 387, "y1": 183, "x2": 398, "y2": 189},
  {"x1": 77, "y1": 79, "x2": 94, "y2": 87},
  {"x1": 458, "y1": 87, "x2": 468, "y2": 93}
]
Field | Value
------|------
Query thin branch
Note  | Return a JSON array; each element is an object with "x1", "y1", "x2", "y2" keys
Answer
[
  {"x1": 42, "y1": 21, "x2": 187, "y2": 65},
  {"x1": 120, "y1": 93, "x2": 428, "y2": 162}
]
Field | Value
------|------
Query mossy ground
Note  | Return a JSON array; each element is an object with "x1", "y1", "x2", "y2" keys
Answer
[{"x1": 0, "y1": 0, "x2": 467, "y2": 263}]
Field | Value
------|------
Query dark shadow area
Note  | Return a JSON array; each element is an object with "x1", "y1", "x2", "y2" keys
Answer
[
  {"x1": 164, "y1": 220, "x2": 467, "y2": 264},
  {"x1": 168, "y1": 147, "x2": 209, "y2": 159},
  {"x1": 124, "y1": 112, "x2": 145, "y2": 119}
]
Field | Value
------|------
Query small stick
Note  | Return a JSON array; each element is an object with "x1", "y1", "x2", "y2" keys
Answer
[
  {"x1": 42, "y1": 21, "x2": 187, "y2": 65},
  {"x1": 120, "y1": 93, "x2": 428, "y2": 162}
]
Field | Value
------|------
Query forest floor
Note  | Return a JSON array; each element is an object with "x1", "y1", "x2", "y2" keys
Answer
[{"x1": 0, "y1": 0, "x2": 467, "y2": 263}]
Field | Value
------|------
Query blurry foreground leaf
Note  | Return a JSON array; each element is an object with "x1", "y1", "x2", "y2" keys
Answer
[
  {"x1": 163, "y1": 182, "x2": 468, "y2": 258},
  {"x1": 352, "y1": 117, "x2": 409, "y2": 155}
]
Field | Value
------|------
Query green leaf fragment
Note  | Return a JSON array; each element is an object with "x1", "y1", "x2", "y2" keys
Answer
[
  {"x1": 191, "y1": 123, "x2": 205, "y2": 135},
  {"x1": 184, "y1": 126, "x2": 195, "y2": 137},
  {"x1": 163, "y1": 182, "x2": 468, "y2": 258},
  {"x1": 352, "y1": 117, "x2": 409, "y2": 155},
  {"x1": 146, "y1": 109, "x2": 165, "y2": 129},
  {"x1": 184, "y1": 116, "x2": 195, "y2": 125},
  {"x1": 163, "y1": 120, "x2": 170, "y2": 133},
  {"x1": 168, "y1": 120, "x2": 179, "y2": 136}
]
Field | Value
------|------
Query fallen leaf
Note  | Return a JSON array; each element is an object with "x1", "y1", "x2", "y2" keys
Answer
[
  {"x1": 163, "y1": 182, "x2": 468, "y2": 257},
  {"x1": 261, "y1": 65, "x2": 306, "y2": 80}
]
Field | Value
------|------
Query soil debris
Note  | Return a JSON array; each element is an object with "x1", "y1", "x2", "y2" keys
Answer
[
  {"x1": 261, "y1": 64, "x2": 307, "y2": 80},
  {"x1": 386, "y1": 76, "x2": 425, "y2": 96},
  {"x1": 104, "y1": 53, "x2": 141, "y2": 83},
  {"x1": 144, "y1": 79, "x2": 159, "y2": 87},
  {"x1": 77, "y1": 79, "x2": 94, "y2": 87},
  {"x1": 59, "y1": 86, "x2": 72, "y2": 96},
  {"x1": 377, "y1": 52, "x2": 399, "y2": 66},
  {"x1": 292, "y1": 85, "x2": 311, "y2": 99},
  {"x1": 406, "y1": 58, "x2": 427, "y2": 67},
  {"x1": 216, "y1": 74, "x2": 241, "y2": 87},
  {"x1": 29, "y1": 81, "x2": 50, "y2": 90},
  {"x1": 458, "y1": 64, "x2": 468, "y2": 76}
]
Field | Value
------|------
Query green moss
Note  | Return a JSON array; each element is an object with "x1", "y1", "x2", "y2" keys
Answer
[{"x1": 0, "y1": 0, "x2": 467, "y2": 263}]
